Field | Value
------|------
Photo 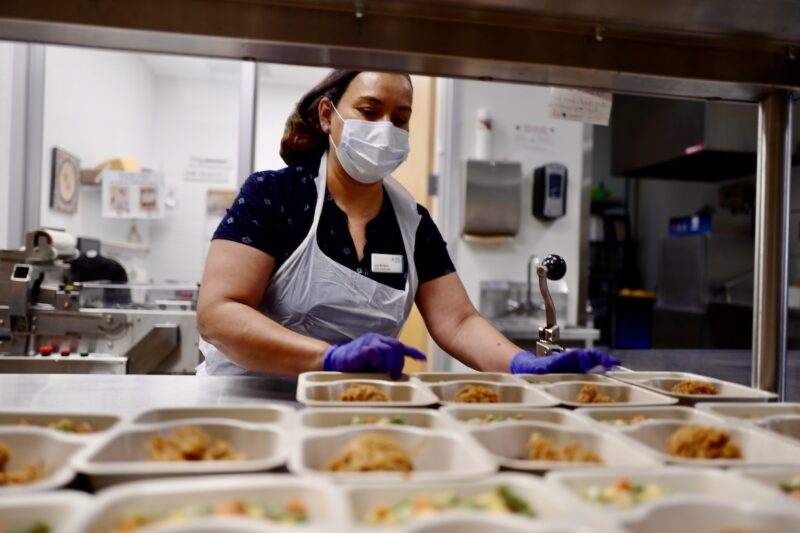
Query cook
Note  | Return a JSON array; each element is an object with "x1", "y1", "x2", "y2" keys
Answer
[{"x1": 196, "y1": 70, "x2": 618, "y2": 378}]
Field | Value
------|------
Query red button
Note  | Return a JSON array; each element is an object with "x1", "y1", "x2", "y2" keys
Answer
[{"x1": 39, "y1": 345, "x2": 53, "y2": 356}]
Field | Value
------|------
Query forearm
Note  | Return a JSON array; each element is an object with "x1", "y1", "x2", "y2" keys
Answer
[
  {"x1": 198, "y1": 298, "x2": 329, "y2": 376},
  {"x1": 442, "y1": 311, "x2": 521, "y2": 372}
]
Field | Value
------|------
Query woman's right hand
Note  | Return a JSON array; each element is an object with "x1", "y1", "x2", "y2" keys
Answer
[{"x1": 323, "y1": 333, "x2": 427, "y2": 379}]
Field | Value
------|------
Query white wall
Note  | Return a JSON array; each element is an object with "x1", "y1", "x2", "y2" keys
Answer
[
  {"x1": 0, "y1": 42, "x2": 14, "y2": 248},
  {"x1": 441, "y1": 81, "x2": 585, "y2": 320},
  {"x1": 40, "y1": 46, "x2": 155, "y2": 248},
  {"x1": 148, "y1": 76, "x2": 239, "y2": 283},
  {"x1": 254, "y1": 65, "x2": 330, "y2": 171}
]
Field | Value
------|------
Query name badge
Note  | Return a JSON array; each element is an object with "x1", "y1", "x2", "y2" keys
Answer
[{"x1": 371, "y1": 253, "x2": 405, "y2": 274}]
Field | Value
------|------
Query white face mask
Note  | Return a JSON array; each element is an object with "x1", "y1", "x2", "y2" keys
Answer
[{"x1": 329, "y1": 104, "x2": 410, "y2": 184}]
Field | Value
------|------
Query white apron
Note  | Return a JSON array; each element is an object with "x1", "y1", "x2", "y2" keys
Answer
[{"x1": 198, "y1": 153, "x2": 421, "y2": 376}]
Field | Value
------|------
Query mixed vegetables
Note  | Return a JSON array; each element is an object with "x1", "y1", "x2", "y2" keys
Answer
[
  {"x1": 465, "y1": 413, "x2": 525, "y2": 425},
  {"x1": 112, "y1": 498, "x2": 307, "y2": 531},
  {"x1": 0, "y1": 523, "x2": 50, "y2": 533},
  {"x1": 362, "y1": 485, "x2": 534, "y2": 525},
  {"x1": 779, "y1": 475, "x2": 800, "y2": 501},
  {"x1": 18, "y1": 418, "x2": 95, "y2": 434},
  {"x1": 580, "y1": 479, "x2": 666, "y2": 508},
  {"x1": 349, "y1": 416, "x2": 406, "y2": 426}
]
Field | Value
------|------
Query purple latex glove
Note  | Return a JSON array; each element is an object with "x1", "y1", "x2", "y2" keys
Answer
[
  {"x1": 323, "y1": 333, "x2": 427, "y2": 380},
  {"x1": 509, "y1": 348, "x2": 620, "y2": 375}
]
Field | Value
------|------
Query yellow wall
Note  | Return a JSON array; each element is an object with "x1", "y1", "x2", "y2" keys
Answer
[{"x1": 392, "y1": 75, "x2": 435, "y2": 372}]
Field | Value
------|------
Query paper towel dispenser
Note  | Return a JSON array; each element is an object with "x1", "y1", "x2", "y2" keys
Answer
[{"x1": 462, "y1": 160, "x2": 522, "y2": 238}]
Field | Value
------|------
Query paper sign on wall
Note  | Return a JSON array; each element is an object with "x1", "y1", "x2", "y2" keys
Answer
[
  {"x1": 514, "y1": 123, "x2": 558, "y2": 152},
  {"x1": 102, "y1": 171, "x2": 165, "y2": 219},
  {"x1": 547, "y1": 88, "x2": 612, "y2": 126},
  {"x1": 184, "y1": 156, "x2": 233, "y2": 183}
]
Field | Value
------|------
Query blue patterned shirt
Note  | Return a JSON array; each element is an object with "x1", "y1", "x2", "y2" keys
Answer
[{"x1": 212, "y1": 162, "x2": 455, "y2": 290}]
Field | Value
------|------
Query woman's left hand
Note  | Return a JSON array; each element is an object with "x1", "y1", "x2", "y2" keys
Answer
[{"x1": 509, "y1": 348, "x2": 620, "y2": 374}]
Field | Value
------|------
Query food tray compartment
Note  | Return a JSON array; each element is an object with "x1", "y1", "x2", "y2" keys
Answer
[
  {"x1": 574, "y1": 406, "x2": 724, "y2": 429},
  {"x1": 73, "y1": 420, "x2": 286, "y2": 489},
  {"x1": 299, "y1": 408, "x2": 448, "y2": 430},
  {"x1": 411, "y1": 372, "x2": 523, "y2": 384},
  {"x1": 300, "y1": 371, "x2": 411, "y2": 383},
  {"x1": 695, "y1": 402, "x2": 800, "y2": 421},
  {"x1": 440, "y1": 406, "x2": 593, "y2": 429},
  {"x1": 517, "y1": 373, "x2": 615, "y2": 386},
  {"x1": 131, "y1": 404, "x2": 294, "y2": 426},
  {"x1": 75, "y1": 475, "x2": 344, "y2": 533},
  {"x1": 424, "y1": 381, "x2": 559, "y2": 407},
  {"x1": 344, "y1": 473, "x2": 571, "y2": 527},
  {"x1": 732, "y1": 466, "x2": 800, "y2": 505},
  {"x1": 618, "y1": 419, "x2": 800, "y2": 467},
  {"x1": 619, "y1": 498, "x2": 800, "y2": 533},
  {"x1": 0, "y1": 490, "x2": 92, "y2": 533},
  {"x1": 298, "y1": 379, "x2": 438, "y2": 407},
  {"x1": 0, "y1": 427, "x2": 84, "y2": 494},
  {"x1": 545, "y1": 466, "x2": 780, "y2": 515},
  {"x1": 467, "y1": 422, "x2": 658, "y2": 472},
  {"x1": 607, "y1": 371, "x2": 777, "y2": 403},
  {"x1": 756, "y1": 414, "x2": 800, "y2": 443},
  {"x1": 401, "y1": 516, "x2": 594, "y2": 533},
  {"x1": 289, "y1": 425, "x2": 496, "y2": 483},
  {"x1": 0, "y1": 409, "x2": 120, "y2": 435},
  {"x1": 543, "y1": 382, "x2": 677, "y2": 408}
]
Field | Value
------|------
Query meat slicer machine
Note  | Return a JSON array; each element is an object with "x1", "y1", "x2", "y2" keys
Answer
[{"x1": 0, "y1": 229, "x2": 200, "y2": 374}]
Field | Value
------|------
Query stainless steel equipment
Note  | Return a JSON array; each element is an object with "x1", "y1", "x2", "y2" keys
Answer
[
  {"x1": 0, "y1": 229, "x2": 201, "y2": 374},
  {"x1": 534, "y1": 254, "x2": 568, "y2": 356},
  {"x1": 611, "y1": 96, "x2": 759, "y2": 181}
]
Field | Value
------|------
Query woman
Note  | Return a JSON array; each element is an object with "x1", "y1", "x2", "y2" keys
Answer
[{"x1": 196, "y1": 70, "x2": 617, "y2": 377}]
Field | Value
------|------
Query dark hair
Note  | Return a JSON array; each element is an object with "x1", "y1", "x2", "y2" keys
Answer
[{"x1": 280, "y1": 69, "x2": 362, "y2": 167}]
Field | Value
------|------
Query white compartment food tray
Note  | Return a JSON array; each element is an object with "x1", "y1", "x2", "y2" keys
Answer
[
  {"x1": 440, "y1": 406, "x2": 594, "y2": 429},
  {"x1": 732, "y1": 465, "x2": 800, "y2": 505},
  {"x1": 410, "y1": 372, "x2": 523, "y2": 384},
  {"x1": 423, "y1": 380, "x2": 559, "y2": 407},
  {"x1": 606, "y1": 371, "x2": 777, "y2": 404},
  {"x1": 73, "y1": 419, "x2": 287, "y2": 489},
  {"x1": 0, "y1": 409, "x2": 121, "y2": 436},
  {"x1": 618, "y1": 497, "x2": 800, "y2": 533},
  {"x1": 299, "y1": 407, "x2": 450, "y2": 431},
  {"x1": 543, "y1": 382, "x2": 677, "y2": 408},
  {"x1": 297, "y1": 372, "x2": 438, "y2": 407},
  {"x1": 75, "y1": 474, "x2": 345, "y2": 533},
  {"x1": 0, "y1": 427, "x2": 84, "y2": 494},
  {"x1": 343, "y1": 472, "x2": 611, "y2": 532},
  {"x1": 695, "y1": 401, "x2": 800, "y2": 421},
  {"x1": 467, "y1": 421, "x2": 659, "y2": 473},
  {"x1": 130, "y1": 403, "x2": 295, "y2": 426},
  {"x1": 0, "y1": 490, "x2": 92, "y2": 533},
  {"x1": 545, "y1": 466, "x2": 781, "y2": 517},
  {"x1": 618, "y1": 419, "x2": 800, "y2": 467},
  {"x1": 574, "y1": 406, "x2": 725, "y2": 429},
  {"x1": 754, "y1": 414, "x2": 800, "y2": 444},
  {"x1": 289, "y1": 425, "x2": 497, "y2": 483}
]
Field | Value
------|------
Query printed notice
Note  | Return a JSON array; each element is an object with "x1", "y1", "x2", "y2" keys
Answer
[
  {"x1": 547, "y1": 88, "x2": 613, "y2": 126},
  {"x1": 514, "y1": 123, "x2": 558, "y2": 153}
]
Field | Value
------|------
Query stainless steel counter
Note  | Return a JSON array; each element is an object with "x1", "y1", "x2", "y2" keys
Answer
[
  {"x1": 0, "y1": 374, "x2": 299, "y2": 414},
  {"x1": 1, "y1": 350, "x2": 796, "y2": 413}
]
